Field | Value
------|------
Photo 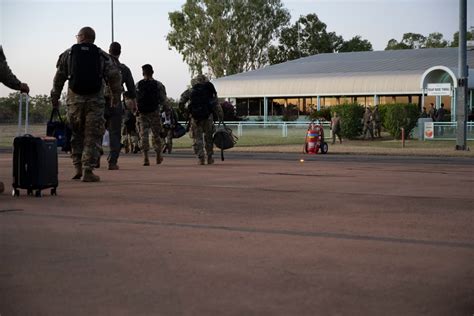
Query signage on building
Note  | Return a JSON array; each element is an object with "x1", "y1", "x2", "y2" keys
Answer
[
  {"x1": 424, "y1": 122, "x2": 434, "y2": 139},
  {"x1": 426, "y1": 83, "x2": 452, "y2": 96}
]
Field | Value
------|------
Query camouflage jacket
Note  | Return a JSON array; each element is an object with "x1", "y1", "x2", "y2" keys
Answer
[
  {"x1": 0, "y1": 46, "x2": 22, "y2": 91},
  {"x1": 179, "y1": 84, "x2": 223, "y2": 121},
  {"x1": 51, "y1": 45, "x2": 122, "y2": 104},
  {"x1": 109, "y1": 55, "x2": 136, "y2": 100}
]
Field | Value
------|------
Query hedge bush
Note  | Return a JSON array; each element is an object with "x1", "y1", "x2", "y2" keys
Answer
[
  {"x1": 378, "y1": 103, "x2": 419, "y2": 139},
  {"x1": 332, "y1": 103, "x2": 365, "y2": 139}
]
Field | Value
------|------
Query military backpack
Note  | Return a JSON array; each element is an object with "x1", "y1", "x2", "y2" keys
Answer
[
  {"x1": 68, "y1": 43, "x2": 102, "y2": 95},
  {"x1": 189, "y1": 82, "x2": 215, "y2": 121},
  {"x1": 136, "y1": 79, "x2": 160, "y2": 113}
]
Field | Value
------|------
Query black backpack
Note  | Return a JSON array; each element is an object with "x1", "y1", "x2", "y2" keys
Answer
[
  {"x1": 189, "y1": 83, "x2": 213, "y2": 121},
  {"x1": 137, "y1": 80, "x2": 159, "y2": 113},
  {"x1": 68, "y1": 43, "x2": 102, "y2": 95}
]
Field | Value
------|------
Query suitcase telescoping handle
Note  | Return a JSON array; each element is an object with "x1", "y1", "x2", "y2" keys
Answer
[{"x1": 18, "y1": 93, "x2": 29, "y2": 136}]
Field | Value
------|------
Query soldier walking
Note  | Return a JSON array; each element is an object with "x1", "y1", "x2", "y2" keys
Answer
[
  {"x1": 51, "y1": 26, "x2": 122, "y2": 182},
  {"x1": 103, "y1": 41, "x2": 137, "y2": 170},
  {"x1": 362, "y1": 107, "x2": 374, "y2": 140},
  {"x1": 0, "y1": 45, "x2": 30, "y2": 193},
  {"x1": 179, "y1": 74, "x2": 222, "y2": 165},
  {"x1": 135, "y1": 64, "x2": 167, "y2": 166},
  {"x1": 372, "y1": 105, "x2": 382, "y2": 138},
  {"x1": 330, "y1": 112, "x2": 342, "y2": 144}
]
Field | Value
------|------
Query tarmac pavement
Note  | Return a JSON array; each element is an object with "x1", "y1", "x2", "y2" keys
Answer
[{"x1": 0, "y1": 150, "x2": 473, "y2": 315}]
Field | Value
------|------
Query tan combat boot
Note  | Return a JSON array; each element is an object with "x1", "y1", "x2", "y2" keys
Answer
[
  {"x1": 143, "y1": 151, "x2": 150, "y2": 166},
  {"x1": 198, "y1": 157, "x2": 205, "y2": 165},
  {"x1": 72, "y1": 165, "x2": 83, "y2": 180},
  {"x1": 82, "y1": 169, "x2": 100, "y2": 182}
]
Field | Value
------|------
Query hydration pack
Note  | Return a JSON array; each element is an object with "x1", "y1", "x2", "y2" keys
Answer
[{"x1": 68, "y1": 43, "x2": 102, "y2": 95}]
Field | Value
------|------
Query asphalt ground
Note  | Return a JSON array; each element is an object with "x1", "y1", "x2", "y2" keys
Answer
[{"x1": 0, "y1": 150, "x2": 473, "y2": 315}]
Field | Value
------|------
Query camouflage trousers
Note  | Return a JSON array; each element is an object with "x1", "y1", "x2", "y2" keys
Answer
[
  {"x1": 138, "y1": 111, "x2": 162, "y2": 153},
  {"x1": 121, "y1": 125, "x2": 139, "y2": 152},
  {"x1": 190, "y1": 117, "x2": 215, "y2": 159},
  {"x1": 67, "y1": 101, "x2": 105, "y2": 171}
]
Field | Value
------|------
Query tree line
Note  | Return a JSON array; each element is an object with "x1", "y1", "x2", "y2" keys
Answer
[{"x1": 167, "y1": 0, "x2": 471, "y2": 78}]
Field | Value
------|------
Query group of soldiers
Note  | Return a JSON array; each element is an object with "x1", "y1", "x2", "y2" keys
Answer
[
  {"x1": 362, "y1": 105, "x2": 382, "y2": 140},
  {"x1": 49, "y1": 26, "x2": 221, "y2": 182}
]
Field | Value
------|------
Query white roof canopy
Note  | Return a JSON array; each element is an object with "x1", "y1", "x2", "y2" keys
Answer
[{"x1": 213, "y1": 48, "x2": 474, "y2": 98}]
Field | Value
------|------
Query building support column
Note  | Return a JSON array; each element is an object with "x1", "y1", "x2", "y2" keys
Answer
[
  {"x1": 374, "y1": 94, "x2": 378, "y2": 106},
  {"x1": 317, "y1": 96, "x2": 321, "y2": 111},
  {"x1": 263, "y1": 97, "x2": 268, "y2": 123},
  {"x1": 421, "y1": 91, "x2": 425, "y2": 111}
]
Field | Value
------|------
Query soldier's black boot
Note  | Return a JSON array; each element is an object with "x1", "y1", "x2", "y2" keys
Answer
[
  {"x1": 143, "y1": 151, "x2": 150, "y2": 166},
  {"x1": 207, "y1": 155, "x2": 214, "y2": 165},
  {"x1": 156, "y1": 151, "x2": 163, "y2": 165},
  {"x1": 0, "y1": 181, "x2": 4, "y2": 194},
  {"x1": 72, "y1": 165, "x2": 83, "y2": 180}
]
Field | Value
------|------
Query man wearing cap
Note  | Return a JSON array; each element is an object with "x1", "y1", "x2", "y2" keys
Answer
[
  {"x1": 135, "y1": 64, "x2": 168, "y2": 166},
  {"x1": 179, "y1": 74, "x2": 222, "y2": 165}
]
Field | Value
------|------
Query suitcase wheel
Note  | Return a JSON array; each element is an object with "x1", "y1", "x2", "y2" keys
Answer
[
  {"x1": 35, "y1": 190, "x2": 42, "y2": 198},
  {"x1": 51, "y1": 188, "x2": 57, "y2": 196},
  {"x1": 12, "y1": 189, "x2": 20, "y2": 197}
]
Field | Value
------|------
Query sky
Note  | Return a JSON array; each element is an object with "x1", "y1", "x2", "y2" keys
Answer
[{"x1": 0, "y1": 0, "x2": 472, "y2": 100}]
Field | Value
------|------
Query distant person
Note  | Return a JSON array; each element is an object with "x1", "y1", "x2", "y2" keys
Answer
[
  {"x1": 179, "y1": 74, "x2": 223, "y2": 165},
  {"x1": 101, "y1": 41, "x2": 137, "y2": 170},
  {"x1": 420, "y1": 107, "x2": 428, "y2": 118},
  {"x1": 330, "y1": 112, "x2": 342, "y2": 144},
  {"x1": 372, "y1": 104, "x2": 382, "y2": 138},
  {"x1": 135, "y1": 64, "x2": 167, "y2": 166},
  {"x1": 428, "y1": 103, "x2": 437, "y2": 121},
  {"x1": 436, "y1": 103, "x2": 446, "y2": 136},
  {"x1": 0, "y1": 45, "x2": 30, "y2": 193},
  {"x1": 51, "y1": 26, "x2": 122, "y2": 182},
  {"x1": 362, "y1": 107, "x2": 374, "y2": 140},
  {"x1": 161, "y1": 106, "x2": 178, "y2": 154},
  {"x1": 122, "y1": 91, "x2": 140, "y2": 154}
]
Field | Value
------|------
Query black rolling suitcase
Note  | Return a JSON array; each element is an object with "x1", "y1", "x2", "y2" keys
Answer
[{"x1": 12, "y1": 94, "x2": 58, "y2": 197}]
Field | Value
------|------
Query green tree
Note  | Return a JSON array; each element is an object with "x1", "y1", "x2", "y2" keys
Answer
[
  {"x1": 268, "y1": 13, "x2": 343, "y2": 65},
  {"x1": 450, "y1": 31, "x2": 473, "y2": 47},
  {"x1": 339, "y1": 36, "x2": 373, "y2": 52},
  {"x1": 385, "y1": 33, "x2": 426, "y2": 50},
  {"x1": 425, "y1": 32, "x2": 448, "y2": 48},
  {"x1": 167, "y1": 0, "x2": 290, "y2": 78}
]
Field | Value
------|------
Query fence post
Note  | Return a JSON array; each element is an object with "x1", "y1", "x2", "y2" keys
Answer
[
  {"x1": 282, "y1": 123, "x2": 288, "y2": 137},
  {"x1": 238, "y1": 123, "x2": 243, "y2": 137},
  {"x1": 401, "y1": 128, "x2": 405, "y2": 148}
]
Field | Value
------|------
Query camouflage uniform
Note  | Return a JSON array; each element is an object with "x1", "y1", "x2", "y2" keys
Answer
[
  {"x1": 135, "y1": 78, "x2": 167, "y2": 163},
  {"x1": 1, "y1": 45, "x2": 28, "y2": 193},
  {"x1": 179, "y1": 76, "x2": 223, "y2": 164},
  {"x1": 330, "y1": 114, "x2": 342, "y2": 144},
  {"x1": 362, "y1": 107, "x2": 374, "y2": 140},
  {"x1": 122, "y1": 108, "x2": 139, "y2": 153},
  {"x1": 104, "y1": 55, "x2": 136, "y2": 167},
  {"x1": 51, "y1": 46, "x2": 122, "y2": 175},
  {"x1": 0, "y1": 46, "x2": 23, "y2": 90}
]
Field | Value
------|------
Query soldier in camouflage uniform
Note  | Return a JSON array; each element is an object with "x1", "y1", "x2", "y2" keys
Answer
[
  {"x1": 135, "y1": 64, "x2": 167, "y2": 166},
  {"x1": 362, "y1": 107, "x2": 374, "y2": 140},
  {"x1": 372, "y1": 105, "x2": 382, "y2": 138},
  {"x1": 0, "y1": 45, "x2": 30, "y2": 193},
  {"x1": 102, "y1": 41, "x2": 137, "y2": 170},
  {"x1": 179, "y1": 74, "x2": 223, "y2": 165},
  {"x1": 51, "y1": 26, "x2": 122, "y2": 182}
]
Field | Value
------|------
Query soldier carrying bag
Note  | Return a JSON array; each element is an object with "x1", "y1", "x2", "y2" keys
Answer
[
  {"x1": 46, "y1": 108, "x2": 72, "y2": 152},
  {"x1": 213, "y1": 121, "x2": 237, "y2": 161}
]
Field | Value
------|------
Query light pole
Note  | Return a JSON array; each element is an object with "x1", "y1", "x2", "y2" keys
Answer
[
  {"x1": 111, "y1": 0, "x2": 114, "y2": 42},
  {"x1": 456, "y1": 0, "x2": 468, "y2": 150}
]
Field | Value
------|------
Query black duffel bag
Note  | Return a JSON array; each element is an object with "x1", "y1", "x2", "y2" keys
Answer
[
  {"x1": 173, "y1": 122, "x2": 187, "y2": 138},
  {"x1": 46, "y1": 109, "x2": 72, "y2": 152},
  {"x1": 213, "y1": 121, "x2": 237, "y2": 161}
]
